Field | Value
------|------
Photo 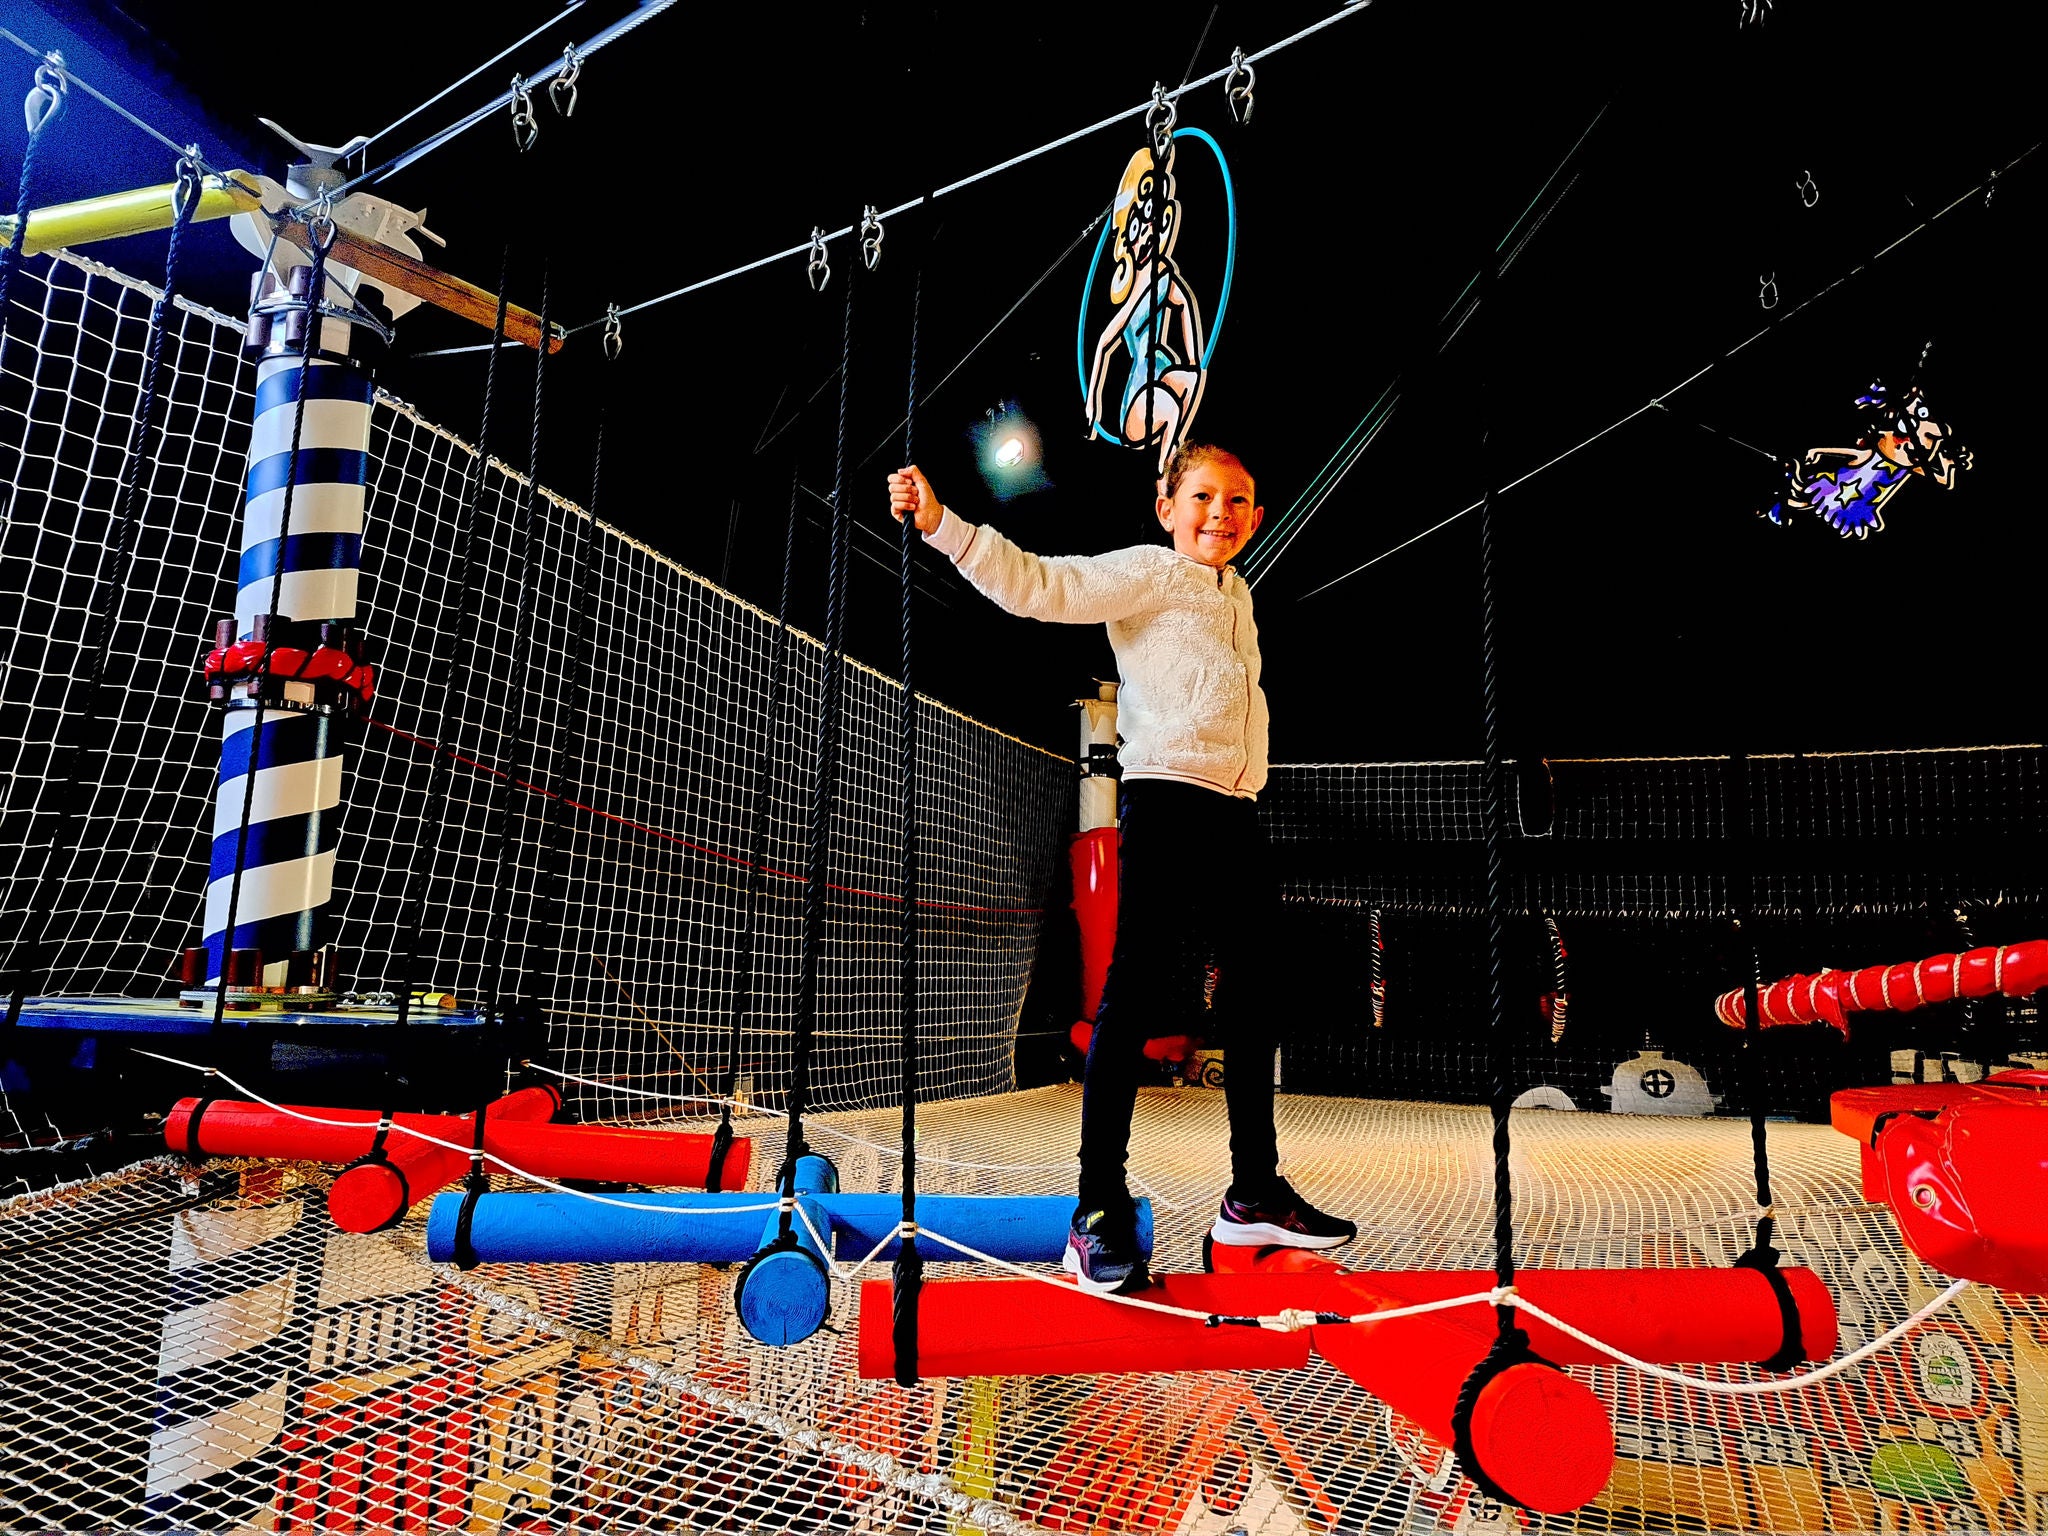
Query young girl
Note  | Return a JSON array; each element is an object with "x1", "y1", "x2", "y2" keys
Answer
[{"x1": 888, "y1": 443, "x2": 1356, "y2": 1295}]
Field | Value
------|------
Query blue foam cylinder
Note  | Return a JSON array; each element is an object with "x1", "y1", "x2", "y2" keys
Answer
[
  {"x1": 426, "y1": 1187, "x2": 1151, "y2": 1270},
  {"x1": 734, "y1": 1154, "x2": 838, "y2": 1345}
]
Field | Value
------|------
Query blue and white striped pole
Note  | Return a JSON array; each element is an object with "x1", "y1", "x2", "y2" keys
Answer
[{"x1": 197, "y1": 256, "x2": 375, "y2": 996}]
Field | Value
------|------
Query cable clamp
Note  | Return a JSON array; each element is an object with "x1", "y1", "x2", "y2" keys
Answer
[
  {"x1": 1223, "y1": 47, "x2": 1255, "y2": 124},
  {"x1": 859, "y1": 205, "x2": 884, "y2": 271},
  {"x1": 24, "y1": 51, "x2": 67, "y2": 135},
  {"x1": 510, "y1": 75, "x2": 539, "y2": 153},
  {"x1": 1144, "y1": 81, "x2": 1177, "y2": 159},
  {"x1": 806, "y1": 226, "x2": 831, "y2": 291},
  {"x1": 1758, "y1": 272, "x2": 1779, "y2": 310},
  {"x1": 550, "y1": 46, "x2": 583, "y2": 118},
  {"x1": 1795, "y1": 168, "x2": 1819, "y2": 208},
  {"x1": 602, "y1": 302, "x2": 623, "y2": 360}
]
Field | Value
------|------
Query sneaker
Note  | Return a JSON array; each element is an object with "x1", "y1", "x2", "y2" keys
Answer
[
  {"x1": 1063, "y1": 1205, "x2": 1151, "y2": 1296},
  {"x1": 1209, "y1": 1176, "x2": 1357, "y2": 1250}
]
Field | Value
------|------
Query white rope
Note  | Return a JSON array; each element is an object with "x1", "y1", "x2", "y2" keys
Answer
[
  {"x1": 1510, "y1": 1279, "x2": 1972, "y2": 1395},
  {"x1": 572, "y1": 3, "x2": 1379, "y2": 334},
  {"x1": 133, "y1": 1050, "x2": 781, "y2": 1219},
  {"x1": 520, "y1": 1060, "x2": 1186, "y2": 1206}
]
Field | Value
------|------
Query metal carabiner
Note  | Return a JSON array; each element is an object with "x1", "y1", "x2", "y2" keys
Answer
[
  {"x1": 550, "y1": 45, "x2": 583, "y2": 118},
  {"x1": 306, "y1": 188, "x2": 338, "y2": 252},
  {"x1": 602, "y1": 302, "x2": 623, "y2": 361},
  {"x1": 24, "y1": 50, "x2": 67, "y2": 136},
  {"x1": 1144, "y1": 81, "x2": 1177, "y2": 159},
  {"x1": 1223, "y1": 47, "x2": 1255, "y2": 124},
  {"x1": 1738, "y1": 0, "x2": 1772, "y2": 25},
  {"x1": 807, "y1": 226, "x2": 831, "y2": 292},
  {"x1": 172, "y1": 148, "x2": 204, "y2": 222},
  {"x1": 1757, "y1": 272, "x2": 1779, "y2": 311},
  {"x1": 859, "y1": 205, "x2": 884, "y2": 272},
  {"x1": 510, "y1": 74, "x2": 539, "y2": 152},
  {"x1": 1795, "y1": 168, "x2": 1819, "y2": 208}
]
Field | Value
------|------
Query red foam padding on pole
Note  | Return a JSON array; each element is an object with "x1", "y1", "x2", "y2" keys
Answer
[
  {"x1": 326, "y1": 1087, "x2": 560, "y2": 1233},
  {"x1": 1832, "y1": 1069, "x2": 2048, "y2": 1144},
  {"x1": 481, "y1": 1119, "x2": 751, "y2": 1187},
  {"x1": 855, "y1": 1275, "x2": 1311, "y2": 1379}
]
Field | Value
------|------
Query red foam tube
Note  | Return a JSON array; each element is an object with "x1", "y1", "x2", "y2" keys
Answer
[
  {"x1": 1716, "y1": 939, "x2": 2048, "y2": 1034},
  {"x1": 1206, "y1": 1246, "x2": 1837, "y2": 1366},
  {"x1": 166, "y1": 1092, "x2": 748, "y2": 1232},
  {"x1": 327, "y1": 1088, "x2": 559, "y2": 1233},
  {"x1": 164, "y1": 1089, "x2": 560, "y2": 1164},
  {"x1": 855, "y1": 1274, "x2": 1311, "y2": 1379}
]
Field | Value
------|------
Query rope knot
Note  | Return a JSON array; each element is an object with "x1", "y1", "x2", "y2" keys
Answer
[
  {"x1": 1259, "y1": 1308, "x2": 1321, "y2": 1334},
  {"x1": 1486, "y1": 1285, "x2": 1519, "y2": 1307}
]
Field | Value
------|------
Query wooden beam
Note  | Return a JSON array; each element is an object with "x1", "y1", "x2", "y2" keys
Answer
[{"x1": 277, "y1": 216, "x2": 561, "y2": 354}]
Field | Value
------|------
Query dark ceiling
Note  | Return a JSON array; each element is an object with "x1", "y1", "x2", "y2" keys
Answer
[{"x1": 9, "y1": 0, "x2": 2044, "y2": 762}]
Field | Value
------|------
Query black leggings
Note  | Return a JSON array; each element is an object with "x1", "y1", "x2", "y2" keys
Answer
[{"x1": 1076, "y1": 778, "x2": 1280, "y2": 1213}]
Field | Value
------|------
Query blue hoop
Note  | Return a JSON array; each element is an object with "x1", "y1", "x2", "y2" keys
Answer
[{"x1": 1076, "y1": 127, "x2": 1237, "y2": 447}]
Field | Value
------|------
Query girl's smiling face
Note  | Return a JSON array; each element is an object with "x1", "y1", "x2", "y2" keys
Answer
[{"x1": 1157, "y1": 456, "x2": 1262, "y2": 569}]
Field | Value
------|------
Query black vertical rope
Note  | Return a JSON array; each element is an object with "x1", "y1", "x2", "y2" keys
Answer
[
  {"x1": 476, "y1": 270, "x2": 552, "y2": 1038},
  {"x1": 518, "y1": 351, "x2": 607, "y2": 1078},
  {"x1": 780, "y1": 245, "x2": 857, "y2": 1239},
  {"x1": 0, "y1": 63, "x2": 61, "y2": 333},
  {"x1": 1726, "y1": 748, "x2": 1803, "y2": 1372},
  {"x1": 1471, "y1": 256, "x2": 1517, "y2": 1326},
  {"x1": 386, "y1": 254, "x2": 512, "y2": 1048},
  {"x1": 1449, "y1": 246, "x2": 1554, "y2": 1515},
  {"x1": 209, "y1": 231, "x2": 334, "y2": 1038},
  {"x1": 892, "y1": 233, "x2": 926, "y2": 1387},
  {"x1": 3, "y1": 159, "x2": 200, "y2": 1029},
  {"x1": 710, "y1": 468, "x2": 803, "y2": 1189}
]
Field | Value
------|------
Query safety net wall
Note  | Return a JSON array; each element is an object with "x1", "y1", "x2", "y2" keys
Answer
[
  {"x1": 5, "y1": 1090, "x2": 2046, "y2": 1535},
  {"x1": 0, "y1": 249, "x2": 1070, "y2": 1116},
  {"x1": 1261, "y1": 751, "x2": 2048, "y2": 1116}
]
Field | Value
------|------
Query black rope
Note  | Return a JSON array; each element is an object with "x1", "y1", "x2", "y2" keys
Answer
[
  {"x1": 476, "y1": 268, "x2": 552, "y2": 1039},
  {"x1": 3, "y1": 158, "x2": 201, "y2": 1029},
  {"x1": 711, "y1": 468, "x2": 802, "y2": 1191},
  {"x1": 517, "y1": 344, "x2": 607, "y2": 1109},
  {"x1": 451, "y1": 1094, "x2": 491, "y2": 1271},
  {"x1": 208, "y1": 229, "x2": 335, "y2": 1039},
  {"x1": 384, "y1": 253, "x2": 512, "y2": 1049},
  {"x1": 892, "y1": 219, "x2": 927, "y2": 1388},
  {"x1": 0, "y1": 60, "x2": 61, "y2": 332},
  {"x1": 1472, "y1": 257, "x2": 1517, "y2": 1334},
  {"x1": 1726, "y1": 747, "x2": 1796, "y2": 1367},
  {"x1": 181, "y1": 1080, "x2": 221, "y2": 1166},
  {"x1": 779, "y1": 237, "x2": 858, "y2": 1240}
]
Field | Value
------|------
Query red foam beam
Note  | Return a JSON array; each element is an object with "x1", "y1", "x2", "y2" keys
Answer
[
  {"x1": 164, "y1": 1092, "x2": 748, "y2": 1232},
  {"x1": 1715, "y1": 939, "x2": 2048, "y2": 1035}
]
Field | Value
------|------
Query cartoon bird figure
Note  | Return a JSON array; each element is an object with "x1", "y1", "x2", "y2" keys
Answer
[{"x1": 1762, "y1": 381, "x2": 1972, "y2": 536}]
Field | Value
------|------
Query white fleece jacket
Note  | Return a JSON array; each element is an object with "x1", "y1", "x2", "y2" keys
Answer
[{"x1": 926, "y1": 507, "x2": 1269, "y2": 798}]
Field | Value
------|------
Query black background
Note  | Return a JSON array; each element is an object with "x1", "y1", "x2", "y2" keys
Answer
[{"x1": 7, "y1": 0, "x2": 2044, "y2": 763}]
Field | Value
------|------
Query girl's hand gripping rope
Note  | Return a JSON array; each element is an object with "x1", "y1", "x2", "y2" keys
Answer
[{"x1": 888, "y1": 466, "x2": 945, "y2": 535}]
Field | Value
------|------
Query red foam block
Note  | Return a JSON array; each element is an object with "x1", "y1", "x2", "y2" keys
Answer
[{"x1": 856, "y1": 1274, "x2": 1311, "y2": 1379}]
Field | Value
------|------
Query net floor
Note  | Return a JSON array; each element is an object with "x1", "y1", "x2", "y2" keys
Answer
[{"x1": 2, "y1": 1086, "x2": 2042, "y2": 1535}]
